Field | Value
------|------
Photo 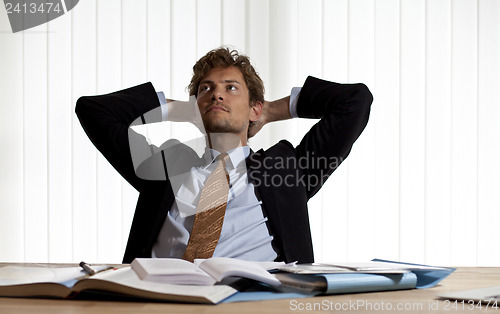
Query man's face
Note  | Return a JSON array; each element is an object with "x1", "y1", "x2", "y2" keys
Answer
[{"x1": 196, "y1": 66, "x2": 258, "y2": 141}]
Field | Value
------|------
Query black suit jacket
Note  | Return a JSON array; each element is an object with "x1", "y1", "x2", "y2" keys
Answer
[{"x1": 75, "y1": 76, "x2": 372, "y2": 264}]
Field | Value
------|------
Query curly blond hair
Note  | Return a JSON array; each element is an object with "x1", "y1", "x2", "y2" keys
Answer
[{"x1": 188, "y1": 47, "x2": 265, "y2": 105}]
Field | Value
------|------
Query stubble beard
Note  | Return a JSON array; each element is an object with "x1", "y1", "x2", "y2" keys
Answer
[{"x1": 203, "y1": 116, "x2": 246, "y2": 134}]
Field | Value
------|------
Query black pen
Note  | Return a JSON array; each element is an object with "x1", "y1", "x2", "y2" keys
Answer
[{"x1": 79, "y1": 261, "x2": 97, "y2": 276}]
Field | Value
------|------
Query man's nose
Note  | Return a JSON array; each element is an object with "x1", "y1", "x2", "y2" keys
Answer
[{"x1": 211, "y1": 88, "x2": 224, "y2": 101}]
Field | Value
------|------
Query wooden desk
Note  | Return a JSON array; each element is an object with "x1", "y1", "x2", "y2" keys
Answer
[{"x1": 0, "y1": 267, "x2": 499, "y2": 313}]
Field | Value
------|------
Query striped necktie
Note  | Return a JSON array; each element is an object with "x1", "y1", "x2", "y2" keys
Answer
[{"x1": 182, "y1": 153, "x2": 230, "y2": 262}]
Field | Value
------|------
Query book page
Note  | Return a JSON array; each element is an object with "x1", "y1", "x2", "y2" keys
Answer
[
  {"x1": 278, "y1": 260, "x2": 448, "y2": 274},
  {"x1": 0, "y1": 265, "x2": 85, "y2": 288},
  {"x1": 131, "y1": 258, "x2": 216, "y2": 285},
  {"x1": 79, "y1": 266, "x2": 236, "y2": 304},
  {"x1": 198, "y1": 257, "x2": 281, "y2": 287},
  {"x1": 325, "y1": 261, "x2": 447, "y2": 271},
  {"x1": 194, "y1": 259, "x2": 285, "y2": 271},
  {"x1": 278, "y1": 264, "x2": 364, "y2": 274},
  {"x1": 256, "y1": 261, "x2": 286, "y2": 271},
  {"x1": 279, "y1": 263, "x2": 409, "y2": 274}
]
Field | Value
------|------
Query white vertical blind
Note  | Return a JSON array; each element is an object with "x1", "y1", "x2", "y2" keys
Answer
[
  {"x1": 0, "y1": 6, "x2": 24, "y2": 262},
  {"x1": 399, "y1": 0, "x2": 426, "y2": 264},
  {"x1": 48, "y1": 8, "x2": 73, "y2": 262},
  {"x1": 0, "y1": 0, "x2": 499, "y2": 266},
  {"x1": 425, "y1": 0, "x2": 452, "y2": 266},
  {"x1": 477, "y1": 0, "x2": 500, "y2": 265},
  {"x1": 373, "y1": 0, "x2": 400, "y2": 262},
  {"x1": 450, "y1": 0, "x2": 478, "y2": 267},
  {"x1": 23, "y1": 23, "x2": 48, "y2": 261}
]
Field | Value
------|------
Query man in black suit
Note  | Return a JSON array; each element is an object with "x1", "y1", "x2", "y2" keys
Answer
[{"x1": 76, "y1": 47, "x2": 372, "y2": 264}]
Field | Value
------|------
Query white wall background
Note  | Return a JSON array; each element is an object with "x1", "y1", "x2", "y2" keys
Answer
[{"x1": 0, "y1": 0, "x2": 499, "y2": 266}]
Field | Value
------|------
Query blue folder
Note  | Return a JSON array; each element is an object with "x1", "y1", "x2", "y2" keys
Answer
[
  {"x1": 223, "y1": 259, "x2": 455, "y2": 303},
  {"x1": 371, "y1": 258, "x2": 456, "y2": 289},
  {"x1": 323, "y1": 272, "x2": 417, "y2": 294}
]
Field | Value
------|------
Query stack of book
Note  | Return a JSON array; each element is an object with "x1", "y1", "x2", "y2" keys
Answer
[{"x1": 0, "y1": 258, "x2": 454, "y2": 304}]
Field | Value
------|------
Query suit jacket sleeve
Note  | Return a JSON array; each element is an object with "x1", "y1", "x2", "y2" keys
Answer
[
  {"x1": 75, "y1": 83, "x2": 161, "y2": 191},
  {"x1": 295, "y1": 76, "x2": 373, "y2": 199}
]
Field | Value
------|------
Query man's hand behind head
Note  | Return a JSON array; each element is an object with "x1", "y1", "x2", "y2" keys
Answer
[
  {"x1": 248, "y1": 98, "x2": 292, "y2": 139},
  {"x1": 247, "y1": 100, "x2": 269, "y2": 138}
]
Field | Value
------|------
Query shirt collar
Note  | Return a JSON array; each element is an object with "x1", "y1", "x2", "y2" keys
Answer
[{"x1": 204, "y1": 146, "x2": 250, "y2": 170}]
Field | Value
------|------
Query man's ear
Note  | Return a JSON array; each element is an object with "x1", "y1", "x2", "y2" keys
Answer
[{"x1": 249, "y1": 101, "x2": 263, "y2": 122}]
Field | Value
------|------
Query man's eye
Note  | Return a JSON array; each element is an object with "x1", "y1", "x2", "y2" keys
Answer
[
  {"x1": 227, "y1": 85, "x2": 237, "y2": 91},
  {"x1": 200, "y1": 85, "x2": 211, "y2": 92}
]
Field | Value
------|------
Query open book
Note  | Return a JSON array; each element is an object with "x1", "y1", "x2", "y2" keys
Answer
[
  {"x1": 131, "y1": 257, "x2": 282, "y2": 287},
  {"x1": 0, "y1": 264, "x2": 237, "y2": 304}
]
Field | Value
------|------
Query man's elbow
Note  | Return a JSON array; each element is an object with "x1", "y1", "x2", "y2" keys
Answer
[
  {"x1": 75, "y1": 96, "x2": 97, "y2": 126},
  {"x1": 355, "y1": 83, "x2": 373, "y2": 110},
  {"x1": 75, "y1": 96, "x2": 87, "y2": 119},
  {"x1": 350, "y1": 83, "x2": 372, "y2": 130}
]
